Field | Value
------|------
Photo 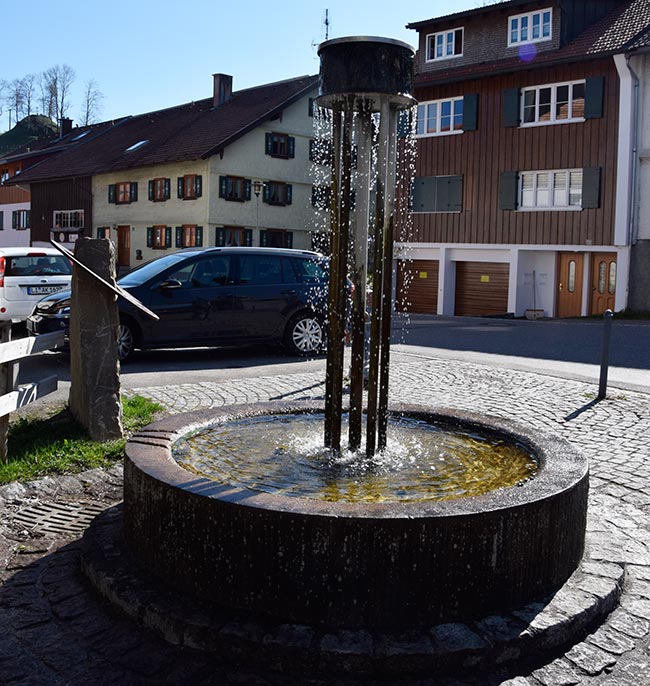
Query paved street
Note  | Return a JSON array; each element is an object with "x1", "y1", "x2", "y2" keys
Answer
[{"x1": 1, "y1": 334, "x2": 649, "y2": 684}]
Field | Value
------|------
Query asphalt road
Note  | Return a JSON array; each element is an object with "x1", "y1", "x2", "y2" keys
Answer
[{"x1": 12, "y1": 314, "x2": 650, "y2": 409}]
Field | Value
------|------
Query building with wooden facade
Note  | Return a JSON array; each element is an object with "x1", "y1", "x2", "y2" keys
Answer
[
  {"x1": 8, "y1": 74, "x2": 323, "y2": 271},
  {"x1": 398, "y1": 0, "x2": 650, "y2": 317}
]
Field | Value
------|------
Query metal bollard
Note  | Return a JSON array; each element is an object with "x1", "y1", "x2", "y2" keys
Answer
[{"x1": 597, "y1": 309, "x2": 614, "y2": 400}]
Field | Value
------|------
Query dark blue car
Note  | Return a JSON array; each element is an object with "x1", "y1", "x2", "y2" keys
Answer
[{"x1": 27, "y1": 247, "x2": 330, "y2": 361}]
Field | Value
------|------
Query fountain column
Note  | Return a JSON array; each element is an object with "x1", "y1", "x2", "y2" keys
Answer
[{"x1": 317, "y1": 37, "x2": 415, "y2": 457}]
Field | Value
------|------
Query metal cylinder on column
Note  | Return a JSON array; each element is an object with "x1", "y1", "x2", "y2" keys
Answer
[{"x1": 317, "y1": 36, "x2": 415, "y2": 457}]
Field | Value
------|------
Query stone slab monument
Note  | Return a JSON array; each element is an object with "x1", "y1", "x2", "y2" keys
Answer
[{"x1": 68, "y1": 238, "x2": 123, "y2": 442}]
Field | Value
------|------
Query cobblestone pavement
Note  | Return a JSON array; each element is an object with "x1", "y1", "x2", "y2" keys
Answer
[{"x1": 1, "y1": 348, "x2": 649, "y2": 685}]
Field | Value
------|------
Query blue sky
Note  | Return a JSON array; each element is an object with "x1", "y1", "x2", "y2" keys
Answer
[{"x1": 2, "y1": 0, "x2": 483, "y2": 132}]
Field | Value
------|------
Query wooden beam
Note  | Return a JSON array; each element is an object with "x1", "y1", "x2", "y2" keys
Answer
[
  {"x1": 0, "y1": 376, "x2": 59, "y2": 419},
  {"x1": 0, "y1": 331, "x2": 65, "y2": 365}
]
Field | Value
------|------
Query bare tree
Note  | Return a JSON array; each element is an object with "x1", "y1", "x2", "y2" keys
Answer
[
  {"x1": 20, "y1": 74, "x2": 37, "y2": 116},
  {"x1": 79, "y1": 79, "x2": 103, "y2": 125},
  {"x1": 40, "y1": 67, "x2": 58, "y2": 120},
  {"x1": 0, "y1": 79, "x2": 6, "y2": 121},
  {"x1": 55, "y1": 64, "x2": 75, "y2": 119},
  {"x1": 7, "y1": 79, "x2": 25, "y2": 121},
  {"x1": 39, "y1": 64, "x2": 75, "y2": 121}
]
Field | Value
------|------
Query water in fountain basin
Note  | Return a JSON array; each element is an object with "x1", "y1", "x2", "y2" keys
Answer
[{"x1": 172, "y1": 413, "x2": 537, "y2": 503}]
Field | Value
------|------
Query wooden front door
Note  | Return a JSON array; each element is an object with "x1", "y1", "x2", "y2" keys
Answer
[
  {"x1": 117, "y1": 226, "x2": 131, "y2": 268},
  {"x1": 589, "y1": 253, "x2": 617, "y2": 315},
  {"x1": 556, "y1": 252, "x2": 584, "y2": 318}
]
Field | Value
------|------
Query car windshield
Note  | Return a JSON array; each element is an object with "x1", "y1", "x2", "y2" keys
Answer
[
  {"x1": 5, "y1": 254, "x2": 72, "y2": 276},
  {"x1": 118, "y1": 252, "x2": 190, "y2": 287}
]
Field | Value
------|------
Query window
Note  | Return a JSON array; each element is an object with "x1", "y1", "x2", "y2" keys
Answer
[
  {"x1": 416, "y1": 97, "x2": 464, "y2": 136},
  {"x1": 177, "y1": 174, "x2": 202, "y2": 200},
  {"x1": 521, "y1": 81, "x2": 585, "y2": 125},
  {"x1": 147, "y1": 225, "x2": 171, "y2": 249},
  {"x1": 1, "y1": 169, "x2": 9, "y2": 183},
  {"x1": 426, "y1": 28, "x2": 463, "y2": 61},
  {"x1": 311, "y1": 185, "x2": 331, "y2": 210},
  {"x1": 519, "y1": 169, "x2": 583, "y2": 210},
  {"x1": 263, "y1": 181, "x2": 292, "y2": 206},
  {"x1": 215, "y1": 226, "x2": 253, "y2": 246},
  {"x1": 175, "y1": 225, "x2": 203, "y2": 248},
  {"x1": 218, "y1": 176, "x2": 251, "y2": 202},
  {"x1": 53, "y1": 210, "x2": 84, "y2": 229},
  {"x1": 0, "y1": 211, "x2": 3, "y2": 230},
  {"x1": 97, "y1": 226, "x2": 111, "y2": 239},
  {"x1": 12, "y1": 210, "x2": 31, "y2": 229},
  {"x1": 509, "y1": 8, "x2": 552, "y2": 46},
  {"x1": 108, "y1": 182, "x2": 138, "y2": 204},
  {"x1": 411, "y1": 176, "x2": 463, "y2": 213},
  {"x1": 260, "y1": 229, "x2": 293, "y2": 248},
  {"x1": 148, "y1": 178, "x2": 171, "y2": 202},
  {"x1": 265, "y1": 132, "x2": 295, "y2": 159},
  {"x1": 125, "y1": 140, "x2": 148, "y2": 152}
]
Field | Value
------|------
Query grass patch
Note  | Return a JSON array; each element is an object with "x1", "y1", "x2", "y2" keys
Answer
[{"x1": 0, "y1": 395, "x2": 164, "y2": 485}]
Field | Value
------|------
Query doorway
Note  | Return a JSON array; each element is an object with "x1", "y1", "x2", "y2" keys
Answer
[
  {"x1": 589, "y1": 253, "x2": 616, "y2": 314},
  {"x1": 117, "y1": 226, "x2": 131, "y2": 268},
  {"x1": 556, "y1": 252, "x2": 584, "y2": 318}
]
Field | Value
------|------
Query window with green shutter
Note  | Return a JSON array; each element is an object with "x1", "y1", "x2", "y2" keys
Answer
[
  {"x1": 150, "y1": 178, "x2": 170, "y2": 201},
  {"x1": 178, "y1": 174, "x2": 202, "y2": 200},
  {"x1": 499, "y1": 171, "x2": 519, "y2": 210},
  {"x1": 219, "y1": 175, "x2": 250, "y2": 202},
  {"x1": 503, "y1": 88, "x2": 520, "y2": 128},
  {"x1": 411, "y1": 176, "x2": 463, "y2": 212},
  {"x1": 265, "y1": 132, "x2": 295, "y2": 159},
  {"x1": 584, "y1": 77, "x2": 604, "y2": 119},
  {"x1": 264, "y1": 181, "x2": 292, "y2": 206}
]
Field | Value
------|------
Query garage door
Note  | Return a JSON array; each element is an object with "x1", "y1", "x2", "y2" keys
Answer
[
  {"x1": 455, "y1": 262, "x2": 509, "y2": 316},
  {"x1": 395, "y1": 259, "x2": 439, "y2": 313}
]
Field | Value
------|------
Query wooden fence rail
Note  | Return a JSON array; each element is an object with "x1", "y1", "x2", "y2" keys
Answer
[{"x1": 0, "y1": 322, "x2": 65, "y2": 462}]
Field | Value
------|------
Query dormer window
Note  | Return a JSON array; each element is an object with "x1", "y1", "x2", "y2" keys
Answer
[
  {"x1": 126, "y1": 140, "x2": 148, "y2": 152},
  {"x1": 508, "y1": 8, "x2": 552, "y2": 46},
  {"x1": 426, "y1": 28, "x2": 463, "y2": 62}
]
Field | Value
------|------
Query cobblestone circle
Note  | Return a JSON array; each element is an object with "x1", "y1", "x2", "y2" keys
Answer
[{"x1": 1, "y1": 349, "x2": 649, "y2": 685}]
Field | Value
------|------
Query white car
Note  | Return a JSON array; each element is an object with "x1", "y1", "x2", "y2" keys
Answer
[{"x1": 0, "y1": 247, "x2": 72, "y2": 322}]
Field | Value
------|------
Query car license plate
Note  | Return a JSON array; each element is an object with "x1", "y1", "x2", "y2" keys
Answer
[{"x1": 27, "y1": 285, "x2": 64, "y2": 295}]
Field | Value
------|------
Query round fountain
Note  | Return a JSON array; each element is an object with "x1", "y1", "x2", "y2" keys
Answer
[{"x1": 110, "y1": 36, "x2": 589, "y2": 673}]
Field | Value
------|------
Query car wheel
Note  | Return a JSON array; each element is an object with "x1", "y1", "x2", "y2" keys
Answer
[
  {"x1": 285, "y1": 312, "x2": 325, "y2": 355},
  {"x1": 117, "y1": 321, "x2": 136, "y2": 362}
]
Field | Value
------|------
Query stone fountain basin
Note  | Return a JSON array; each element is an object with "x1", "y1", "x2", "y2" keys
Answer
[{"x1": 123, "y1": 402, "x2": 588, "y2": 630}]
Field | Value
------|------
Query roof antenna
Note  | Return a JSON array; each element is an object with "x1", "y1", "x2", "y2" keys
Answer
[{"x1": 324, "y1": 9, "x2": 329, "y2": 40}]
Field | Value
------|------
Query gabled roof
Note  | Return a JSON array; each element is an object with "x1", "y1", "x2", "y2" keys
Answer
[
  {"x1": 412, "y1": 0, "x2": 650, "y2": 87},
  {"x1": 406, "y1": 0, "x2": 532, "y2": 30},
  {"x1": 12, "y1": 75, "x2": 318, "y2": 185}
]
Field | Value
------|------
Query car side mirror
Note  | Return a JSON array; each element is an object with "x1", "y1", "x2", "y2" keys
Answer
[{"x1": 158, "y1": 279, "x2": 183, "y2": 290}]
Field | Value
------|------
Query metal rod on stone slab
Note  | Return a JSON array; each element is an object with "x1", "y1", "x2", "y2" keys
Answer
[
  {"x1": 324, "y1": 104, "x2": 353, "y2": 453},
  {"x1": 597, "y1": 309, "x2": 614, "y2": 400},
  {"x1": 324, "y1": 105, "x2": 343, "y2": 450},
  {"x1": 366, "y1": 114, "x2": 389, "y2": 458},
  {"x1": 377, "y1": 103, "x2": 399, "y2": 451},
  {"x1": 348, "y1": 108, "x2": 373, "y2": 453}
]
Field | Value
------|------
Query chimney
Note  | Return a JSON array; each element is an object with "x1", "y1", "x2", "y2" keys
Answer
[
  {"x1": 59, "y1": 117, "x2": 73, "y2": 138},
  {"x1": 213, "y1": 74, "x2": 233, "y2": 107}
]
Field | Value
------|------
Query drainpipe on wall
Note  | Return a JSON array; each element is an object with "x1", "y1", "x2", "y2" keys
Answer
[
  {"x1": 624, "y1": 54, "x2": 641, "y2": 245},
  {"x1": 613, "y1": 54, "x2": 636, "y2": 247},
  {"x1": 613, "y1": 53, "x2": 638, "y2": 312}
]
